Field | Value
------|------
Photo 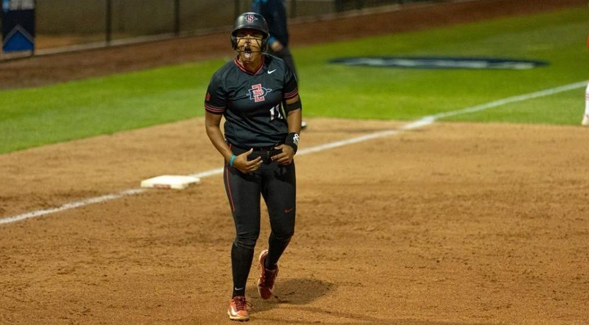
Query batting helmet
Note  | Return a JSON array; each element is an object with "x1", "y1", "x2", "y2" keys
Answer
[{"x1": 231, "y1": 12, "x2": 270, "y2": 51}]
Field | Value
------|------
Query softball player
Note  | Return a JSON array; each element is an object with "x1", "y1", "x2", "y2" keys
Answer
[{"x1": 204, "y1": 12, "x2": 302, "y2": 321}]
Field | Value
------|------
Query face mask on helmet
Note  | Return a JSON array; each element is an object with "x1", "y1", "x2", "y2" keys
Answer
[{"x1": 234, "y1": 30, "x2": 265, "y2": 53}]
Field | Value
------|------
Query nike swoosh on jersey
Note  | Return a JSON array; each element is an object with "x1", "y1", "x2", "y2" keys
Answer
[{"x1": 268, "y1": 69, "x2": 277, "y2": 74}]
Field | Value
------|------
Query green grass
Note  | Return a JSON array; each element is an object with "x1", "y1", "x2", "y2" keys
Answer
[
  {"x1": 449, "y1": 88, "x2": 585, "y2": 125},
  {"x1": 1, "y1": 6, "x2": 588, "y2": 153},
  {"x1": 0, "y1": 61, "x2": 222, "y2": 152},
  {"x1": 295, "y1": 7, "x2": 589, "y2": 121}
]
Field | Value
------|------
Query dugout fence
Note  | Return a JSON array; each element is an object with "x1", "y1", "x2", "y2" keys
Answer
[{"x1": 0, "y1": 0, "x2": 441, "y2": 55}]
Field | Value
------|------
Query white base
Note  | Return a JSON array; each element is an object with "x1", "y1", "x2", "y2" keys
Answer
[{"x1": 140, "y1": 175, "x2": 200, "y2": 190}]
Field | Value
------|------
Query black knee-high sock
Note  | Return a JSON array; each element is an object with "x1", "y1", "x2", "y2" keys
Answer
[
  {"x1": 265, "y1": 234, "x2": 291, "y2": 270},
  {"x1": 231, "y1": 242, "x2": 254, "y2": 297}
]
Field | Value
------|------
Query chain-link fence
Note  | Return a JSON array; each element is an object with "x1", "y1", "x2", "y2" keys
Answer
[{"x1": 2, "y1": 0, "x2": 440, "y2": 52}]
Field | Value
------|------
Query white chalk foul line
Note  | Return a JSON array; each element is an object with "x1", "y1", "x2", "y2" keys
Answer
[
  {"x1": 431, "y1": 81, "x2": 588, "y2": 120},
  {"x1": 0, "y1": 189, "x2": 147, "y2": 225},
  {"x1": 1, "y1": 80, "x2": 586, "y2": 225}
]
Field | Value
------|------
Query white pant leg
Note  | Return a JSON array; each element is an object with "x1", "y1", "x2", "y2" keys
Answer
[{"x1": 585, "y1": 82, "x2": 589, "y2": 115}]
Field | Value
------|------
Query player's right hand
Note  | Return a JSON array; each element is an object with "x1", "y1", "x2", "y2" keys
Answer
[{"x1": 233, "y1": 148, "x2": 262, "y2": 174}]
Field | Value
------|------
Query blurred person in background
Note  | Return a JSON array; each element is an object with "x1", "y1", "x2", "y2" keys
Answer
[{"x1": 252, "y1": 0, "x2": 307, "y2": 130}]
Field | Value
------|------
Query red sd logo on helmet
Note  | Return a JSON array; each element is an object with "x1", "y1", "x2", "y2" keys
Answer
[{"x1": 245, "y1": 14, "x2": 257, "y2": 23}]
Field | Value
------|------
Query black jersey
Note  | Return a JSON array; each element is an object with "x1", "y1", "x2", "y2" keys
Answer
[{"x1": 205, "y1": 54, "x2": 299, "y2": 148}]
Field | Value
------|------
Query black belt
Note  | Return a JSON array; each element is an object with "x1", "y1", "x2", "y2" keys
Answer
[{"x1": 230, "y1": 143, "x2": 283, "y2": 164}]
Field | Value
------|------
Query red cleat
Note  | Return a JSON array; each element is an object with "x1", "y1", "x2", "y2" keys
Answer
[
  {"x1": 257, "y1": 250, "x2": 278, "y2": 300},
  {"x1": 227, "y1": 295, "x2": 249, "y2": 321}
]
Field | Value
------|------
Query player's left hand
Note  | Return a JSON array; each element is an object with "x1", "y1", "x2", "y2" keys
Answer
[{"x1": 271, "y1": 144, "x2": 294, "y2": 165}]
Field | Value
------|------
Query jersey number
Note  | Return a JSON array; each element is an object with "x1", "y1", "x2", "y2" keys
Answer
[{"x1": 270, "y1": 104, "x2": 283, "y2": 121}]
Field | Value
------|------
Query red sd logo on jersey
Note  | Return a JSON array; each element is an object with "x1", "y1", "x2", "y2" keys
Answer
[{"x1": 248, "y1": 84, "x2": 272, "y2": 103}]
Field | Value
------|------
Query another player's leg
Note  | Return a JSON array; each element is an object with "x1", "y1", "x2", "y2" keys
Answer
[
  {"x1": 258, "y1": 162, "x2": 296, "y2": 299},
  {"x1": 224, "y1": 161, "x2": 262, "y2": 320},
  {"x1": 583, "y1": 82, "x2": 589, "y2": 126}
]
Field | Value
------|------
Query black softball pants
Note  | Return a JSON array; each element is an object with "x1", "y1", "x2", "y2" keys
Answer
[{"x1": 223, "y1": 147, "x2": 296, "y2": 298}]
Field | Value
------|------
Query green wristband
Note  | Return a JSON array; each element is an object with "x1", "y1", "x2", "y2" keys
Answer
[{"x1": 229, "y1": 154, "x2": 236, "y2": 167}]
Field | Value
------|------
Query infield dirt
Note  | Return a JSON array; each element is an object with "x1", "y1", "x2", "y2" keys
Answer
[{"x1": 1, "y1": 0, "x2": 589, "y2": 324}]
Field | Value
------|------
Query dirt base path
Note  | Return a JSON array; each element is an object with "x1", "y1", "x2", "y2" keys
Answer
[
  {"x1": 0, "y1": 0, "x2": 585, "y2": 90},
  {"x1": 1, "y1": 118, "x2": 588, "y2": 324}
]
